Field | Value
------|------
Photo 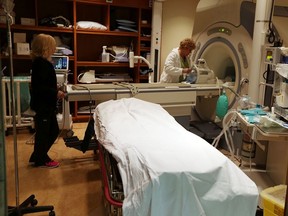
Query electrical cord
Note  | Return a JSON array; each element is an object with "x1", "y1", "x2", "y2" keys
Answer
[
  {"x1": 72, "y1": 84, "x2": 93, "y2": 118},
  {"x1": 262, "y1": 64, "x2": 274, "y2": 83},
  {"x1": 212, "y1": 110, "x2": 237, "y2": 152},
  {"x1": 267, "y1": 0, "x2": 276, "y2": 44},
  {"x1": 69, "y1": 84, "x2": 97, "y2": 153}
]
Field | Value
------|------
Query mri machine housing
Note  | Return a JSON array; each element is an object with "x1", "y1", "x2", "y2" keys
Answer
[
  {"x1": 192, "y1": 0, "x2": 288, "y2": 108},
  {"x1": 192, "y1": 0, "x2": 254, "y2": 108}
]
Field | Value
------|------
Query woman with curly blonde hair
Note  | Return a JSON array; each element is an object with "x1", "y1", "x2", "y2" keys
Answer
[{"x1": 29, "y1": 34, "x2": 65, "y2": 168}]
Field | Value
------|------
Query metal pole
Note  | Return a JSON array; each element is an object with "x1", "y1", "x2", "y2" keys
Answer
[
  {"x1": 5, "y1": 8, "x2": 20, "y2": 211},
  {"x1": 0, "y1": 30, "x2": 8, "y2": 216},
  {"x1": 248, "y1": 0, "x2": 274, "y2": 103}
]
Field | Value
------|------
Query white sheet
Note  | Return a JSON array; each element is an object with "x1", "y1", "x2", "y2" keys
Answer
[{"x1": 94, "y1": 98, "x2": 259, "y2": 216}]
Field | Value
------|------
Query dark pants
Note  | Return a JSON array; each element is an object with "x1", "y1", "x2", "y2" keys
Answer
[{"x1": 29, "y1": 110, "x2": 59, "y2": 166}]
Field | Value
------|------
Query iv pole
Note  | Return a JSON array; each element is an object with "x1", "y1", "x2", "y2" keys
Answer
[
  {"x1": 0, "y1": 31, "x2": 8, "y2": 216},
  {"x1": 3, "y1": 2, "x2": 21, "y2": 211}
]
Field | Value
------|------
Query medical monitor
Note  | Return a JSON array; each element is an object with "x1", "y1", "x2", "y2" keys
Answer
[{"x1": 51, "y1": 55, "x2": 69, "y2": 72}]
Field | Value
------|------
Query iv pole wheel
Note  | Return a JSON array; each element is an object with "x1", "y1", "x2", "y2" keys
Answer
[
  {"x1": 49, "y1": 210, "x2": 56, "y2": 216},
  {"x1": 31, "y1": 198, "x2": 38, "y2": 207}
]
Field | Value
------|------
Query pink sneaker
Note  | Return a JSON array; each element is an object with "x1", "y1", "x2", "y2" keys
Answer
[{"x1": 40, "y1": 160, "x2": 60, "y2": 169}]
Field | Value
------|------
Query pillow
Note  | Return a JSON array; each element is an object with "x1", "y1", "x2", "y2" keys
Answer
[{"x1": 76, "y1": 21, "x2": 107, "y2": 30}]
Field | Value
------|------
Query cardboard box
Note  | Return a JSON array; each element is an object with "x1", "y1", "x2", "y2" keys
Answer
[
  {"x1": 14, "y1": 43, "x2": 30, "y2": 55},
  {"x1": 20, "y1": 18, "x2": 35, "y2": 26},
  {"x1": 0, "y1": 15, "x2": 6, "y2": 23},
  {"x1": 260, "y1": 185, "x2": 286, "y2": 216},
  {"x1": 13, "y1": 33, "x2": 26, "y2": 43},
  {"x1": 0, "y1": 15, "x2": 15, "y2": 24}
]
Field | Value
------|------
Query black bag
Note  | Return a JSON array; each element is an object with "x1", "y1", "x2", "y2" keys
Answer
[{"x1": 39, "y1": 16, "x2": 71, "y2": 27}]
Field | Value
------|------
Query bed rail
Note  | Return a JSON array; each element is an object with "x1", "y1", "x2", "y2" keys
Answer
[{"x1": 98, "y1": 144, "x2": 123, "y2": 216}]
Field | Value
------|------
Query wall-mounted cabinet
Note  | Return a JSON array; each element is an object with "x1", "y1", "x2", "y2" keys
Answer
[{"x1": 0, "y1": 0, "x2": 152, "y2": 120}]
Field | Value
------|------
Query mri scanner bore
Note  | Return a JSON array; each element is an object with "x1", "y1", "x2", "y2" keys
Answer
[{"x1": 192, "y1": 22, "x2": 251, "y2": 107}]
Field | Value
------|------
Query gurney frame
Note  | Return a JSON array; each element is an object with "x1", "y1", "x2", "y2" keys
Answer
[{"x1": 98, "y1": 144, "x2": 124, "y2": 216}]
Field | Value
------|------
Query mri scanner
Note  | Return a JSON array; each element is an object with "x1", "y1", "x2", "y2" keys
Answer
[
  {"x1": 192, "y1": 0, "x2": 254, "y2": 107},
  {"x1": 192, "y1": 0, "x2": 288, "y2": 108}
]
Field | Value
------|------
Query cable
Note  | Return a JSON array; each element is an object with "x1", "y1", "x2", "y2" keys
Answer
[
  {"x1": 262, "y1": 64, "x2": 274, "y2": 83},
  {"x1": 267, "y1": 0, "x2": 276, "y2": 44},
  {"x1": 4, "y1": 8, "x2": 21, "y2": 208},
  {"x1": 222, "y1": 83, "x2": 241, "y2": 98},
  {"x1": 72, "y1": 84, "x2": 93, "y2": 118},
  {"x1": 212, "y1": 110, "x2": 238, "y2": 157}
]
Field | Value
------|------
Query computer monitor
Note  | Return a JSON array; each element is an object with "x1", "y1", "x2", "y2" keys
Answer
[{"x1": 51, "y1": 55, "x2": 69, "y2": 72}]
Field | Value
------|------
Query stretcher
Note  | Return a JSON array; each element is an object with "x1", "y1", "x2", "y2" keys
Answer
[{"x1": 94, "y1": 98, "x2": 259, "y2": 216}]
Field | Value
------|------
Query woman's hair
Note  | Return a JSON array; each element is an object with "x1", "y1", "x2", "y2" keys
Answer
[
  {"x1": 31, "y1": 34, "x2": 56, "y2": 60},
  {"x1": 179, "y1": 38, "x2": 196, "y2": 50}
]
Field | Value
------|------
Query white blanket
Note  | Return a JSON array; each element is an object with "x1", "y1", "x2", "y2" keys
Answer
[{"x1": 94, "y1": 98, "x2": 258, "y2": 216}]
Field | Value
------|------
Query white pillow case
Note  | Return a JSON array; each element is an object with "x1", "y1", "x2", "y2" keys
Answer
[{"x1": 76, "y1": 21, "x2": 107, "y2": 30}]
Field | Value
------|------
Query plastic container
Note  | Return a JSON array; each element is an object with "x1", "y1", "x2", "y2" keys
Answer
[
  {"x1": 260, "y1": 185, "x2": 286, "y2": 216},
  {"x1": 101, "y1": 46, "x2": 109, "y2": 62}
]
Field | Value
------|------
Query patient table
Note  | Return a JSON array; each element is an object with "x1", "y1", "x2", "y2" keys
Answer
[
  {"x1": 66, "y1": 82, "x2": 220, "y2": 117},
  {"x1": 94, "y1": 97, "x2": 259, "y2": 216}
]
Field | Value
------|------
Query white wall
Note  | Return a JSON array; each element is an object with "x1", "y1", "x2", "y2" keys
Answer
[{"x1": 160, "y1": 0, "x2": 199, "y2": 73}]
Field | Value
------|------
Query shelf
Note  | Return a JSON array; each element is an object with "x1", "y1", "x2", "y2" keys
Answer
[
  {"x1": 1, "y1": 54, "x2": 31, "y2": 60},
  {"x1": 139, "y1": 75, "x2": 149, "y2": 80},
  {"x1": 140, "y1": 47, "x2": 151, "y2": 52},
  {"x1": 140, "y1": 36, "x2": 151, "y2": 41},
  {"x1": 0, "y1": 24, "x2": 74, "y2": 33},
  {"x1": 0, "y1": 54, "x2": 75, "y2": 61},
  {"x1": 0, "y1": 0, "x2": 152, "y2": 121},
  {"x1": 76, "y1": 29, "x2": 138, "y2": 37},
  {"x1": 75, "y1": 0, "x2": 151, "y2": 8},
  {"x1": 76, "y1": 61, "x2": 129, "y2": 67},
  {"x1": 140, "y1": 24, "x2": 151, "y2": 28}
]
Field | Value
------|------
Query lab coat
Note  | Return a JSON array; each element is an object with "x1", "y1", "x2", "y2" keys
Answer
[{"x1": 160, "y1": 48, "x2": 193, "y2": 83}]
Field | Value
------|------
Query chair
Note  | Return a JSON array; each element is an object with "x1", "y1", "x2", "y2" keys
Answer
[{"x1": 8, "y1": 194, "x2": 55, "y2": 216}]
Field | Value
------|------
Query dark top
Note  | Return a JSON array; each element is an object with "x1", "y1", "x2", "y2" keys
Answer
[{"x1": 30, "y1": 57, "x2": 58, "y2": 114}]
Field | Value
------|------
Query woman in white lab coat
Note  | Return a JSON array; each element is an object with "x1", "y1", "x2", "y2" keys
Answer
[{"x1": 160, "y1": 38, "x2": 196, "y2": 83}]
